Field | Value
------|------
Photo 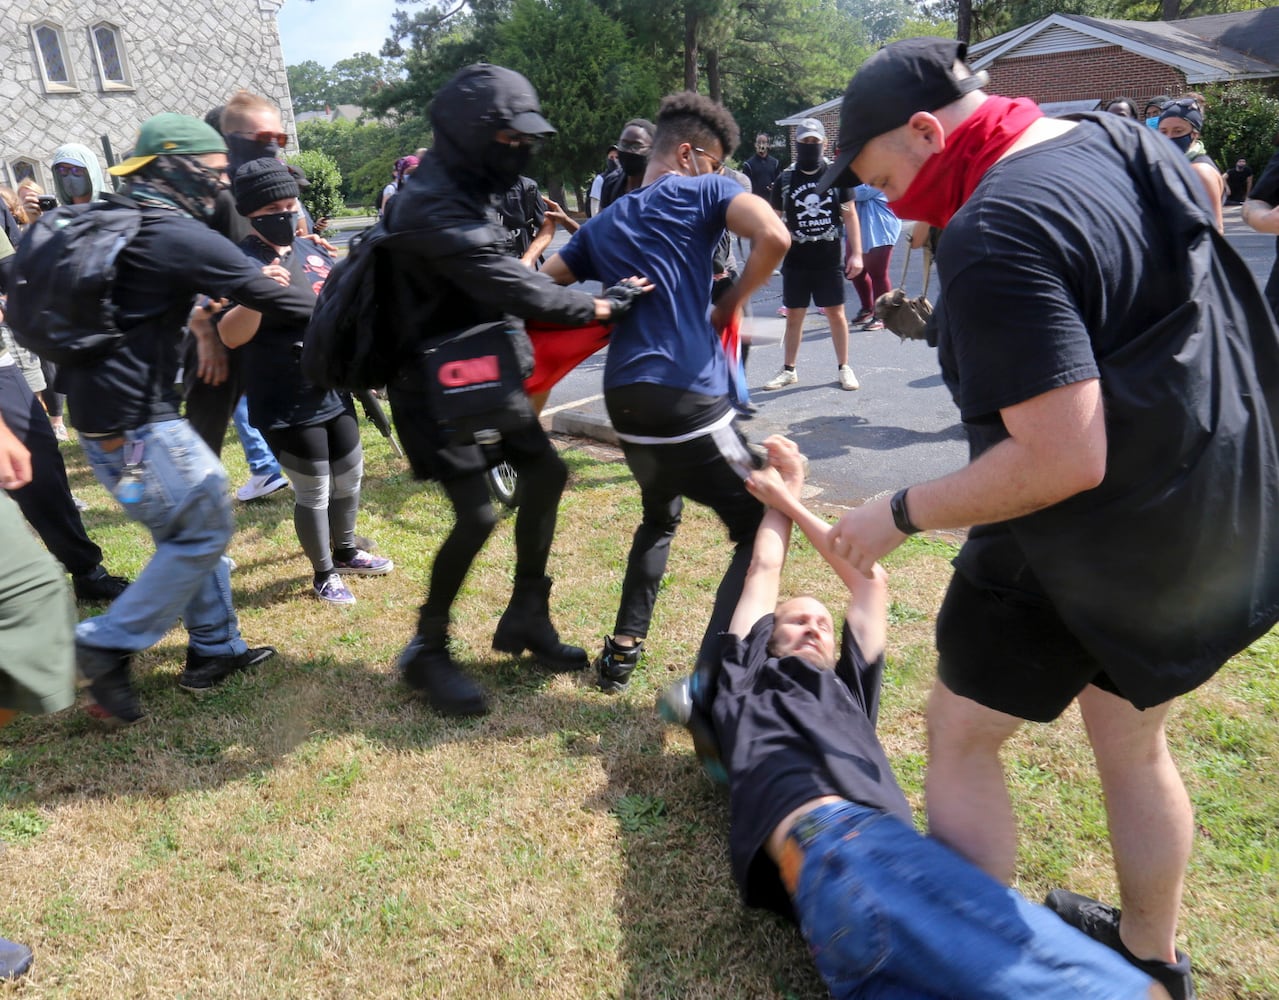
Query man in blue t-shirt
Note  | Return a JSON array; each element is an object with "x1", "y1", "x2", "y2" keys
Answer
[
  {"x1": 657, "y1": 434, "x2": 1162, "y2": 999},
  {"x1": 543, "y1": 90, "x2": 789, "y2": 694}
]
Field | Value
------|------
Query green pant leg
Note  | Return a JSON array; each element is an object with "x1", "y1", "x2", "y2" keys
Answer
[{"x1": 0, "y1": 493, "x2": 76, "y2": 715}]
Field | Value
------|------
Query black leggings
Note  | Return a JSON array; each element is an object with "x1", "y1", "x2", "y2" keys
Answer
[{"x1": 418, "y1": 442, "x2": 567, "y2": 630}]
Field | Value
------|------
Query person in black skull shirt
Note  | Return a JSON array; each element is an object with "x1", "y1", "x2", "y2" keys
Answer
[
  {"x1": 1242, "y1": 137, "x2": 1279, "y2": 317},
  {"x1": 382, "y1": 63, "x2": 647, "y2": 718}
]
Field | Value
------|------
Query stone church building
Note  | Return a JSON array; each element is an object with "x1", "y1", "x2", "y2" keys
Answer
[{"x1": 0, "y1": 0, "x2": 295, "y2": 192}]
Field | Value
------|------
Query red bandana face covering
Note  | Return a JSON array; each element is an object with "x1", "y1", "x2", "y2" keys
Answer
[{"x1": 888, "y1": 96, "x2": 1044, "y2": 229}]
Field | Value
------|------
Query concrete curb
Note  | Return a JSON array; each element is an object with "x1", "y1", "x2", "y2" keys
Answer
[{"x1": 549, "y1": 408, "x2": 617, "y2": 446}]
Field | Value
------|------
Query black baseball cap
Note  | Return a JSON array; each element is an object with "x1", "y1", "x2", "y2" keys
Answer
[
  {"x1": 432, "y1": 63, "x2": 555, "y2": 138},
  {"x1": 818, "y1": 37, "x2": 988, "y2": 191}
]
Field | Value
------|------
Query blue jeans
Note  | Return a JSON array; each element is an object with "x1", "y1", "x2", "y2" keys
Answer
[
  {"x1": 76, "y1": 419, "x2": 247, "y2": 658},
  {"x1": 232, "y1": 396, "x2": 280, "y2": 477},
  {"x1": 790, "y1": 802, "x2": 1155, "y2": 1000}
]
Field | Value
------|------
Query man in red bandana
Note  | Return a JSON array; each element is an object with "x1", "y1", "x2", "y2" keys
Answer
[{"x1": 815, "y1": 37, "x2": 1279, "y2": 1000}]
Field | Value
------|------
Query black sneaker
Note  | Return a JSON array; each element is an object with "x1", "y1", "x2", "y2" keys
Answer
[
  {"x1": 77, "y1": 645, "x2": 143, "y2": 725},
  {"x1": 178, "y1": 646, "x2": 275, "y2": 692},
  {"x1": 594, "y1": 637, "x2": 642, "y2": 693},
  {"x1": 657, "y1": 675, "x2": 728, "y2": 785},
  {"x1": 72, "y1": 565, "x2": 130, "y2": 603},
  {"x1": 1044, "y1": 889, "x2": 1196, "y2": 1000}
]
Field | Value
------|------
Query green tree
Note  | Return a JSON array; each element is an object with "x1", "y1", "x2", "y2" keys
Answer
[
  {"x1": 330, "y1": 53, "x2": 404, "y2": 107},
  {"x1": 287, "y1": 60, "x2": 337, "y2": 112},
  {"x1": 297, "y1": 118, "x2": 433, "y2": 207},
  {"x1": 1201, "y1": 82, "x2": 1279, "y2": 176},
  {"x1": 288, "y1": 149, "x2": 344, "y2": 220}
]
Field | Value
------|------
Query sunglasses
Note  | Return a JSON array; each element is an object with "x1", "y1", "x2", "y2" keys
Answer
[
  {"x1": 232, "y1": 129, "x2": 289, "y2": 148},
  {"x1": 694, "y1": 147, "x2": 725, "y2": 174},
  {"x1": 54, "y1": 163, "x2": 87, "y2": 177}
]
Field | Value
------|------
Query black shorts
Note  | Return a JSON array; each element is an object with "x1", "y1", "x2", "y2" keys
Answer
[
  {"x1": 936, "y1": 539, "x2": 1124, "y2": 723},
  {"x1": 782, "y1": 264, "x2": 846, "y2": 310}
]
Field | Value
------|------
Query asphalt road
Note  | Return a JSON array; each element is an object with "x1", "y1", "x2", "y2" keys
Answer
[{"x1": 539, "y1": 205, "x2": 1276, "y2": 507}]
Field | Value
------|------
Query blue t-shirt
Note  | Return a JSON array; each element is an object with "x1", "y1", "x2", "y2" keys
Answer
[{"x1": 557, "y1": 173, "x2": 740, "y2": 396}]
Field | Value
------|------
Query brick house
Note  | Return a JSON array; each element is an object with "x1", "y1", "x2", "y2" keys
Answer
[
  {"x1": 1, "y1": 1, "x2": 295, "y2": 193},
  {"x1": 777, "y1": 9, "x2": 1279, "y2": 150}
]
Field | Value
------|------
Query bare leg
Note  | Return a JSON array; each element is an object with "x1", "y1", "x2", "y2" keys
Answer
[
  {"x1": 782, "y1": 307, "x2": 807, "y2": 367},
  {"x1": 925, "y1": 679, "x2": 1023, "y2": 884},
  {"x1": 822, "y1": 304, "x2": 850, "y2": 367},
  {"x1": 1077, "y1": 684, "x2": 1187, "y2": 964}
]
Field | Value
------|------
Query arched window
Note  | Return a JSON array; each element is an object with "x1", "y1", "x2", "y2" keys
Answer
[
  {"x1": 31, "y1": 21, "x2": 78, "y2": 93},
  {"x1": 90, "y1": 22, "x2": 133, "y2": 90},
  {"x1": 10, "y1": 160, "x2": 41, "y2": 188}
]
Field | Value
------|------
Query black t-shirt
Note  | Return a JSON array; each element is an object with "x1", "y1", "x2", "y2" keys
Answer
[
  {"x1": 771, "y1": 167, "x2": 850, "y2": 269},
  {"x1": 935, "y1": 115, "x2": 1279, "y2": 704},
  {"x1": 1251, "y1": 148, "x2": 1279, "y2": 315},
  {"x1": 741, "y1": 153, "x2": 780, "y2": 199},
  {"x1": 714, "y1": 615, "x2": 912, "y2": 919},
  {"x1": 59, "y1": 209, "x2": 314, "y2": 434},
  {"x1": 1224, "y1": 164, "x2": 1253, "y2": 200},
  {"x1": 234, "y1": 235, "x2": 345, "y2": 431}
]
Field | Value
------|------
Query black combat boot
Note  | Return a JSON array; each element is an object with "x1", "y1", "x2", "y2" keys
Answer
[
  {"x1": 398, "y1": 618, "x2": 489, "y2": 717},
  {"x1": 491, "y1": 576, "x2": 588, "y2": 671},
  {"x1": 593, "y1": 636, "x2": 643, "y2": 693}
]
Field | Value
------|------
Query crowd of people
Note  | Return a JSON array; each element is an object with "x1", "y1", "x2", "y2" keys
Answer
[{"x1": 0, "y1": 37, "x2": 1277, "y2": 997}]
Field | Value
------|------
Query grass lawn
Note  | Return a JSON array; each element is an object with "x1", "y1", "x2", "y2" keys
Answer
[{"x1": 1, "y1": 428, "x2": 1275, "y2": 998}]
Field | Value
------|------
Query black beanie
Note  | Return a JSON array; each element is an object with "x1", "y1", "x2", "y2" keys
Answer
[{"x1": 233, "y1": 158, "x2": 298, "y2": 215}]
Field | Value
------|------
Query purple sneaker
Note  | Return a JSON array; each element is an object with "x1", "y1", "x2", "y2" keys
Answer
[
  {"x1": 314, "y1": 572, "x2": 356, "y2": 605},
  {"x1": 332, "y1": 550, "x2": 394, "y2": 576}
]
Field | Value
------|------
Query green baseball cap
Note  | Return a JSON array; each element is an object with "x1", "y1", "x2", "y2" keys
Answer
[{"x1": 109, "y1": 112, "x2": 228, "y2": 176}]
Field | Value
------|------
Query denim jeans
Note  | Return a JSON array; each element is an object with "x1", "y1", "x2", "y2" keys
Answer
[
  {"x1": 232, "y1": 395, "x2": 281, "y2": 477},
  {"x1": 790, "y1": 801, "x2": 1155, "y2": 1000},
  {"x1": 76, "y1": 419, "x2": 247, "y2": 658}
]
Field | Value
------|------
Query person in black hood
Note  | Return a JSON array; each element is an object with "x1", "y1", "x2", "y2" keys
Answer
[
  {"x1": 382, "y1": 63, "x2": 648, "y2": 718},
  {"x1": 598, "y1": 118, "x2": 655, "y2": 211}
]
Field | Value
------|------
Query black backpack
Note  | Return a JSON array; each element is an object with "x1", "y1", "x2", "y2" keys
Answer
[
  {"x1": 301, "y1": 220, "x2": 409, "y2": 391},
  {"x1": 6, "y1": 193, "x2": 143, "y2": 366}
]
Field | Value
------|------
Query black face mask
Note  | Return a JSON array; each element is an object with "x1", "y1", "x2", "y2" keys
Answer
[
  {"x1": 250, "y1": 210, "x2": 298, "y2": 248},
  {"x1": 617, "y1": 151, "x2": 648, "y2": 178},
  {"x1": 481, "y1": 141, "x2": 533, "y2": 193},
  {"x1": 227, "y1": 134, "x2": 281, "y2": 175},
  {"x1": 1168, "y1": 133, "x2": 1194, "y2": 154},
  {"x1": 795, "y1": 144, "x2": 823, "y2": 172}
]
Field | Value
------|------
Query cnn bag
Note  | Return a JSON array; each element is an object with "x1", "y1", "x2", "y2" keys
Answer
[{"x1": 420, "y1": 321, "x2": 533, "y2": 445}]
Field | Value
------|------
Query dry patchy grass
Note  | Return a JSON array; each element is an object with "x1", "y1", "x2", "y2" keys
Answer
[{"x1": 0, "y1": 432, "x2": 1274, "y2": 999}]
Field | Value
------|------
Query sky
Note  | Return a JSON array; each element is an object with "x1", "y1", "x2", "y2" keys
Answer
[{"x1": 276, "y1": 0, "x2": 402, "y2": 67}]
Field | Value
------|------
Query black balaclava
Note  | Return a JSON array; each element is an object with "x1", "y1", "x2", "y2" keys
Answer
[
  {"x1": 431, "y1": 64, "x2": 554, "y2": 195},
  {"x1": 125, "y1": 155, "x2": 227, "y2": 222},
  {"x1": 795, "y1": 143, "x2": 823, "y2": 172},
  {"x1": 615, "y1": 118, "x2": 655, "y2": 179}
]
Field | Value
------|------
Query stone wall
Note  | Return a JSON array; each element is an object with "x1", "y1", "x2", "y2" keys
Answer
[{"x1": 0, "y1": 0, "x2": 295, "y2": 190}]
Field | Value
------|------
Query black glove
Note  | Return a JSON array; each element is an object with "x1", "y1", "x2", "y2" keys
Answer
[{"x1": 601, "y1": 278, "x2": 646, "y2": 320}]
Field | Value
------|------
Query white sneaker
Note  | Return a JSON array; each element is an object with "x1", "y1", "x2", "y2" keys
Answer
[
  {"x1": 838, "y1": 365, "x2": 860, "y2": 391},
  {"x1": 763, "y1": 368, "x2": 798, "y2": 390},
  {"x1": 236, "y1": 471, "x2": 290, "y2": 502}
]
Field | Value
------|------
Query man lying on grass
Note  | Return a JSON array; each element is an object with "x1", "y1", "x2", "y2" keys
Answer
[{"x1": 658, "y1": 435, "x2": 1167, "y2": 999}]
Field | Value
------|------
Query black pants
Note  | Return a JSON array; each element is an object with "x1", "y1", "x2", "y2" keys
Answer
[
  {"x1": 610, "y1": 413, "x2": 763, "y2": 671},
  {"x1": 0, "y1": 364, "x2": 102, "y2": 576},
  {"x1": 182, "y1": 336, "x2": 244, "y2": 458}
]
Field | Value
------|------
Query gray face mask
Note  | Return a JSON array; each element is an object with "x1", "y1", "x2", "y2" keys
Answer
[{"x1": 62, "y1": 173, "x2": 93, "y2": 200}]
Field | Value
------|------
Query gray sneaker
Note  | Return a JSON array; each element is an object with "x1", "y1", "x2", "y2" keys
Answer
[{"x1": 763, "y1": 367, "x2": 798, "y2": 390}]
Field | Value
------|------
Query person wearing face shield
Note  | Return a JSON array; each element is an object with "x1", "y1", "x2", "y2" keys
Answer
[
  {"x1": 598, "y1": 119, "x2": 656, "y2": 211},
  {"x1": 381, "y1": 63, "x2": 646, "y2": 718},
  {"x1": 62, "y1": 113, "x2": 318, "y2": 724}
]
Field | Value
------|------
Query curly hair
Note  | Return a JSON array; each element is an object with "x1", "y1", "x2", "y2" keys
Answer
[{"x1": 653, "y1": 91, "x2": 740, "y2": 162}]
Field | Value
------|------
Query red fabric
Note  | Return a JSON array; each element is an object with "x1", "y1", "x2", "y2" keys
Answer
[
  {"x1": 888, "y1": 96, "x2": 1044, "y2": 229},
  {"x1": 524, "y1": 319, "x2": 613, "y2": 396}
]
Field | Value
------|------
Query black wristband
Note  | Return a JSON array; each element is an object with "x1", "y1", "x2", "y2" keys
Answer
[{"x1": 889, "y1": 488, "x2": 921, "y2": 535}]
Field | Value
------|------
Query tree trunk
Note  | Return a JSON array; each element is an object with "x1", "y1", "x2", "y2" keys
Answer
[
  {"x1": 684, "y1": 11, "x2": 699, "y2": 91},
  {"x1": 707, "y1": 48, "x2": 721, "y2": 104},
  {"x1": 956, "y1": 0, "x2": 972, "y2": 45},
  {"x1": 1161, "y1": 0, "x2": 1180, "y2": 19},
  {"x1": 548, "y1": 179, "x2": 566, "y2": 208}
]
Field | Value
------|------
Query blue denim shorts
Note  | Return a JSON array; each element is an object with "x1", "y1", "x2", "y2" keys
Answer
[{"x1": 788, "y1": 801, "x2": 1155, "y2": 1000}]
